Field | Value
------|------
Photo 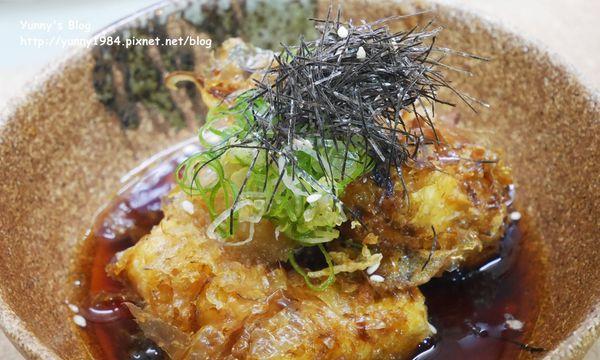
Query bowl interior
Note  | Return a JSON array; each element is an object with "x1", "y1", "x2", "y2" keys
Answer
[{"x1": 0, "y1": 0, "x2": 598, "y2": 359}]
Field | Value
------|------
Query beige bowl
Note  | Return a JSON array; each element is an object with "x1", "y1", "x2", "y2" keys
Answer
[{"x1": 0, "y1": 0, "x2": 598, "y2": 359}]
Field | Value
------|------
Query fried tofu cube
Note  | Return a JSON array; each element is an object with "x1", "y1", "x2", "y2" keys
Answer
[{"x1": 111, "y1": 190, "x2": 431, "y2": 359}]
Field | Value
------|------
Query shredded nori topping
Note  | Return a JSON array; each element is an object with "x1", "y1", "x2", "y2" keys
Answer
[
  {"x1": 183, "y1": 7, "x2": 484, "y2": 230},
  {"x1": 245, "y1": 7, "x2": 482, "y2": 194}
]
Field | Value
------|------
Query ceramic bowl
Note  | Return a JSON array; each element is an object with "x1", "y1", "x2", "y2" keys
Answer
[{"x1": 0, "y1": 0, "x2": 598, "y2": 359}]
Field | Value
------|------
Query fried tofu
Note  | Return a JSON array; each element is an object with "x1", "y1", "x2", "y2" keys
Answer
[
  {"x1": 198, "y1": 38, "x2": 273, "y2": 108},
  {"x1": 107, "y1": 38, "x2": 515, "y2": 360},
  {"x1": 111, "y1": 191, "x2": 431, "y2": 359},
  {"x1": 340, "y1": 118, "x2": 513, "y2": 289}
]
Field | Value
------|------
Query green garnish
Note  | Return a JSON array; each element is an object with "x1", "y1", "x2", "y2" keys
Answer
[
  {"x1": 176, "y1": 94, "x2": 373, "y2": 246},
  {"x1": 288, "y1": 244, "x2": 335, "y2": 291}
]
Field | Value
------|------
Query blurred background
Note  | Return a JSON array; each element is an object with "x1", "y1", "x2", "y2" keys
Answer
[{"x1": 0, "y1": 0, "x2": 598, "y2": 359}]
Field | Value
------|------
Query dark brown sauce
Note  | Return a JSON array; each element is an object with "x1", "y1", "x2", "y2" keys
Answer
[
  {"x1": 79, "y1": 144, "x2": 546, "y2": 360},
  {"x1": 80, "y1": 143, "x2": 198, "y2": 360},
  {"x1": 414, "y1": 221, "x2": 546, "y2": 359}
]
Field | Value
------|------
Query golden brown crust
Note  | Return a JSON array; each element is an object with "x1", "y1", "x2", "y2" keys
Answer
[
  {"x1": 111, "y1": 191, "x2": 430, "y2": 359},
  {"x1": 198, "y1": 38, "x2": 273, "y2": 108},
  {"x1": 340, "y1": 117, "x2": 513, "y2": 288}
]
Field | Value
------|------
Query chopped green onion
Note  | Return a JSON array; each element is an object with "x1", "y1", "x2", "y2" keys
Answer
[{"x1": 288, "y1": 244, "x2": 335, "y2": 291}]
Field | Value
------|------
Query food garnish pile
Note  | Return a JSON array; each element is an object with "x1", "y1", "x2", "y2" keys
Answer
[{"x1": 110, "y1": 12, "x2": 513, "y2": 359}]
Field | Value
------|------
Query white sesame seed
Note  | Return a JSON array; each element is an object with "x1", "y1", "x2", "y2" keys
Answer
[
  {"x1": 181, "y1": 200, "x2": 195, "y2": 215},
  {"x1": 505, "y1": 319, "x2": 524, "y2": 331},
  {"x1": 509, "y1": 211, "x2": 522, "y2": 221},
  {"x1": 292, "y1": 138, "x2": 313, "y2": 150},
  {"x1": 504, "y1": 313, "x2": 524, "y2": 331},
  {"x1": 366, "y1": 261, "x2": 380, "y2": 275},
  {"x1": 429, "y1": 323, "x2": 438, "y2": 334},
  {"x1": 356, "y1": 46, "x2": 366, "y2": 60},
  {"x1": 337, "y1": 25, "x2": 349, "y2": 38},
  {"x1": 73, "y1": 315, "x2": 87, "y2": 328},
  {"x1": 67, "y1": 303, "x2": 79, "y2": 313},
  {"x1": 369, "y1": 274, "x2": 385, "y2": 283},
  {"x1": 115, "y1": 251, "x2": 124, "y2": 261},
  {"x1": 73, "y1": 280, "x2": 81, "y2": 287},
  {"x1": 306, "y1": 193, "x2": 322, "y2": 203}
]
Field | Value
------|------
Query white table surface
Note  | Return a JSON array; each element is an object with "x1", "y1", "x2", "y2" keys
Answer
[{"x1": 0, "y1": 0, "x2": 598, "y2": 359}]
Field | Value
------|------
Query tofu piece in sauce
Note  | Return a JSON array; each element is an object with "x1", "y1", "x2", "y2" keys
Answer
[
  {"x1": 340, "y1": 117, "x2": 513, "y2": 289},
  {"x1": 111, "y1": 191, "x2": 431, "y2": 360}
]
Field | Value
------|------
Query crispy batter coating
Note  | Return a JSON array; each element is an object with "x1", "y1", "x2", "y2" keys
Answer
[
  {"x1": 111, "y1": 191, "x2": 431, "y2": 359},
  {"x1": 340, "y1": 116, "x2": 513, "y2": 289},
  {"x1": 109, "y1": 40, "x2": 514, "y2": 359},
  {"x1": 198, "y1": 38, "x2": 273, "y2": 108}
]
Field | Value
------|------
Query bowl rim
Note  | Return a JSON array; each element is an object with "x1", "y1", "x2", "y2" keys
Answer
[{"x1": 0, "y1": 0, "x2": 598, "y2": 359}]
